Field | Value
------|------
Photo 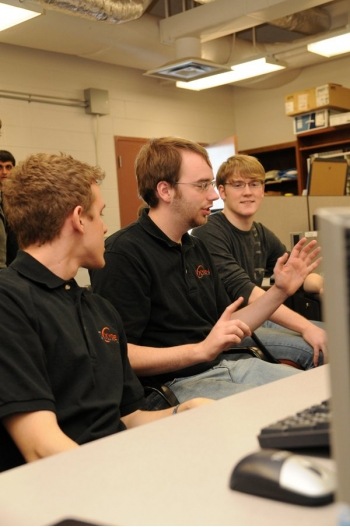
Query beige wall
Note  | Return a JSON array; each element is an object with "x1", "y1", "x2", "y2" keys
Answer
[
  {"x1": 255, "y1": 195, "x2": 350, "y2": 249},
  {"x1": 255, "y1": 196, "x2": 309, "y2": 249},
  {"x1": 233, "y1": 56, "x2": 350, "y2": 151},
  {"x1": 0, "y1": 43, "x2": 237, "y2": 283},
  {"x1": 0, "y1": 43, "x2": 236, "y2": 238},
  {"x1": 1, "y1": 42, "x2": 350, "y2": 283}
]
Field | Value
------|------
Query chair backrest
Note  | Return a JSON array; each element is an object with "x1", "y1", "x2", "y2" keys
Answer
[
  {"x1": 143, "y1": 384, "x2": 179, "y2": 410},
  {"x1": 251, "y1": 332, "x2": 303, "y2": 370}
]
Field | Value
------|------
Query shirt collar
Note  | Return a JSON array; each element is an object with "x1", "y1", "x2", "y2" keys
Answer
[
  {"x1": 138, "y1": 207, "x2": 194, "y2": 249},
  {"x1": 10, "y1": 250, "x2": 75, "y2": 290}
]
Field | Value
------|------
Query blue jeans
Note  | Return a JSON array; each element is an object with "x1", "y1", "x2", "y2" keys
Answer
[
  {"x1": 166, "y1": 354, "x2": 299, "y2": 403},
  {"x1": 241, "y1": 320, "x2": 324, "y2": 370},
  {"x1": 144, "y1": 321, "x2": 322, "y2": 408}
]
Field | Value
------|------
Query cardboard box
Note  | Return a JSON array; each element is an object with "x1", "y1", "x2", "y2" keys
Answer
[
  {"x1": 308, "y1": 158, "x2": 348, "y2": 196},
  {"x1": 330, "y1": 111, "x2": 350, "y2": 126},
  {"x1": 293, "y1": 109, "x2": 338, "y2": 134},
  {"x1": 285, "y1": 83, "x2": 350, "y2": 116}
]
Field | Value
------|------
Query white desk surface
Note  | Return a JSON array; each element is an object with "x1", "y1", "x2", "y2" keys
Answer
[{"x1": 0, "y1": 365, "x2": 337, "y2": 526}]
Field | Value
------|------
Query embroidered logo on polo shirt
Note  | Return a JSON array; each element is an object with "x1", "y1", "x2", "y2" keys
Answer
[
  {"x1": 99, "y1": 326, "x2": 119, "y2": 343},
  {"x1": 195, "y1": 265, "x2": 211, "y2": 278}
]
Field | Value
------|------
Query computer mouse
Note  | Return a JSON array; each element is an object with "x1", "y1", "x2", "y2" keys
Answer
[{"x1": 229, "y1": 449, "x2": 336, "y2": 506}]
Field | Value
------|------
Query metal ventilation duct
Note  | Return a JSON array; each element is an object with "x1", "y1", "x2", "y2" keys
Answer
[
  {"x1": 271, "y1": 7, "x2": 331, "y2": 36},
  {"x1": 42, "y1": 0, "x2": 153, "y2": 22},
  {"x1": 237, "y1": 7, "x2": 331, "y2": 44}
]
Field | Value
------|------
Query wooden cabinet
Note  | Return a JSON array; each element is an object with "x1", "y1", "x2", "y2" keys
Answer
[
  {"x1": 296, "y1": 123, "x2": 350, "y2": 194},
  {"x1": 241, "y1": 123, "x2": 350, "y2": 195},
  {"x1": 240, "y1": 142, "x2": 298, "y2": 195}
]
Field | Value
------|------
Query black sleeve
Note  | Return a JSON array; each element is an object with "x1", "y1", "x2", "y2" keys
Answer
[
  {"x1": 193, "y1": 222, "x2": 255, "y2": 304},
  {"x1": 0, "y1": 285, "x2": 56, "y2": 420},
  {"x1": 91, "y1": 248, "x2": 152, "y2": 344},
  {"x1": 117, "y1": 316, "x2": 146, "y2": 415},
  {"x1": 259, "y1": 224, "x2": 287, "y2": 276}
]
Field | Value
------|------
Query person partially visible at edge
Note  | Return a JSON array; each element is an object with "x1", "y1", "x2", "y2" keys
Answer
[
  {"x1": 192, "y1": 154, "x2": 327, "y2": 370},
  {"x1": 0, "y1": 150, "x2": 19, "y2": 267},
  {"x1": 90, "y1": 137, "x2": 322, "y2": 410},
  {"x1": 0, "y1": 152, "x2": 211, "y2": 472}
]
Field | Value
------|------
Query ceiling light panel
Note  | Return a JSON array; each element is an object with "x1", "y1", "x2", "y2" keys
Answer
[
  {"x1": 0, "y1": 2, "x2": 40, "y2": 31},
  {"x1": 177, "y1": 56, "x2": 285, "y2": 91},
  {"x1": 231, "y1": 56, "x2": 285, "y2": 75},
  {"x1": 307, "y1": 28, "x2": 350, "y2": 57}
]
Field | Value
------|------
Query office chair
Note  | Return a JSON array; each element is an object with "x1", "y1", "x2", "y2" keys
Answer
[
  {"x1": 225, "y1": 332, "x2": 303, "y2": 370},
  {"x1": 143, "y1": 383, "x2": 179, "y2": 410},
  {"x1": 251, "y1": 332, "x2": 303, "y2": 370}
]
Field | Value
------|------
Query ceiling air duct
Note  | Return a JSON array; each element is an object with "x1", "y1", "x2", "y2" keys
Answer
[
  {"x1": 42, "y1": 0, "x2": 153, "y2": 22},
  {"x1": 271, "y1": 7, "x2": 331, "y2": 36},
  {"x1": 238, "y1": 7, "x2": 331, "y2": 44}
]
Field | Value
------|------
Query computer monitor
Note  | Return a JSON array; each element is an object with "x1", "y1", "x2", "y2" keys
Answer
[{"x1": 317, "y1": 207, "x2": 350, "y2": 513}]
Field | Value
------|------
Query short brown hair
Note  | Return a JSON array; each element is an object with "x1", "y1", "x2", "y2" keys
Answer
[
  {"x1": 135, "y1": 137, "x2": 212, "y2": 207},
  {"x1": 2, "y1": 152, "x2": 105, "y2": 248},
  {"x1": 216, "y1": 154, "x2": 265, "y2": 187}
]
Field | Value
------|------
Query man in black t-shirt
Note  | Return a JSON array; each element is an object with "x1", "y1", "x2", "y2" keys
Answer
[
  {"x1": 0, "y1": 152, "x2": 209, "y2": 472},
  {"x1": 91, "y1": 137, "x2": 322, "y2": 408}
]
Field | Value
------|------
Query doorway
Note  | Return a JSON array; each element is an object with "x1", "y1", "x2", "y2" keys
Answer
[
  {"x1": 114, "y1": 136, "x2": 148, "y2": 227},
  {"x1": 114, "y1": 134, "x2": 236, "y2": 227}
]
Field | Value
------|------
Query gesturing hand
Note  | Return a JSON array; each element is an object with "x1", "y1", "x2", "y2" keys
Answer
[
  {"x1": 273, "y1": 238, "x2": 321, "y2": 297},
  {"x1": 196, "y1": 298, "x2": 251, "y2": 362}
]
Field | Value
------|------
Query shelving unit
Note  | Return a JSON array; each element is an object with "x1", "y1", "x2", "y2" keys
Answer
[
  {"x1": 296, "y1": 123, "x2": 350, "y2": 194},
  {"x1": 240, "y1": 141, "x2": 298, "y2": 195},
  {"x1": 241, "y1": 124, "x2": 350, "y2": 195}
]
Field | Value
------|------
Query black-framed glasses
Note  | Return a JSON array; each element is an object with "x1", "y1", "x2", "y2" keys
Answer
[
  {"x1": 224, "y1": 180, "x2": 263, "y2": 190},
  {"x1": 175, "y1": 180, "x2": 216, "y2": 192}
]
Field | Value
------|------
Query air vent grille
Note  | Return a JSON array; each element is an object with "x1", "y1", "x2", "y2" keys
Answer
[{"x1": 144, "y1": 59, "x2": 228, "y2": 81}]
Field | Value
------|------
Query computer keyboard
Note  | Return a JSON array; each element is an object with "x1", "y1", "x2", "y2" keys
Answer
[{"x1": 258, "y1": 399, "x2": 331, "y2": 450}]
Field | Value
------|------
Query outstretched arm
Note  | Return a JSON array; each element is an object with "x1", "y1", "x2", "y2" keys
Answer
[
  {"x1": 230, "y1": 238, "x2": 321, "y2": 332},
  {"x1": 128, "y1": 296, "x2": 251, "y2": 376},
  {"x1": 247, "y1": 283, "x2": 327, "y2": 366},
  {"x1": 128, "y1": 239, "x2": 321, "y2": 376}
]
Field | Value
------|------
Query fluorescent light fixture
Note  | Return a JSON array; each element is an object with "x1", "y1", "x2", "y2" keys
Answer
[
  {"x1": 177, "y1": 56, "x2": 285, "y2": 91},
  {"x1": 0, "y1": 2, "x2": 41, "y2": 31},
  {"x1": 232, "y1": 56, "x2": 285, "y2": 76},
  {"x1": 177, "y1": 70, "x2": 244, "y2": 91},
  {"x1": 307, "y1": 28, "x2": 350, "y2": 57}
]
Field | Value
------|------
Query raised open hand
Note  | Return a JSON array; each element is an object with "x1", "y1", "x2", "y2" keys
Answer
[{"x1": 273, "y1": 238, "x2": 321, "y2": 297}]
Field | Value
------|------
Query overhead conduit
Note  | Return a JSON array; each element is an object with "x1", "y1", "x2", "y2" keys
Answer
[{"x1": 42, "y1": 0, "x2": 153, "y2": 22}]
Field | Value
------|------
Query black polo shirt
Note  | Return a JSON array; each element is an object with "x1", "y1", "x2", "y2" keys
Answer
[
  {"x1": 90, "y1": 210, "x2": 231, "y2": 384},
  {"x1": 0, "y1": 251, "x2": 144, "y2": 472}
]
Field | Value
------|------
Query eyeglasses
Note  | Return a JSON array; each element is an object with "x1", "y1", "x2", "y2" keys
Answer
[
  {"x1": 224, "y1": 180, "x2": 263, "y2": 190},
  {"x1": 175, "y1": 180, "x2": 216, "y2": 192}
]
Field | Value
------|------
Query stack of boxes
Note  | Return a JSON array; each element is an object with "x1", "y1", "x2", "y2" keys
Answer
[
  {"x1": 284, "y1": 83, "x2": 350, "y2": 195},
  {"x1": 284, "y1": 83, "x2": 350, "y2": 134}
]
